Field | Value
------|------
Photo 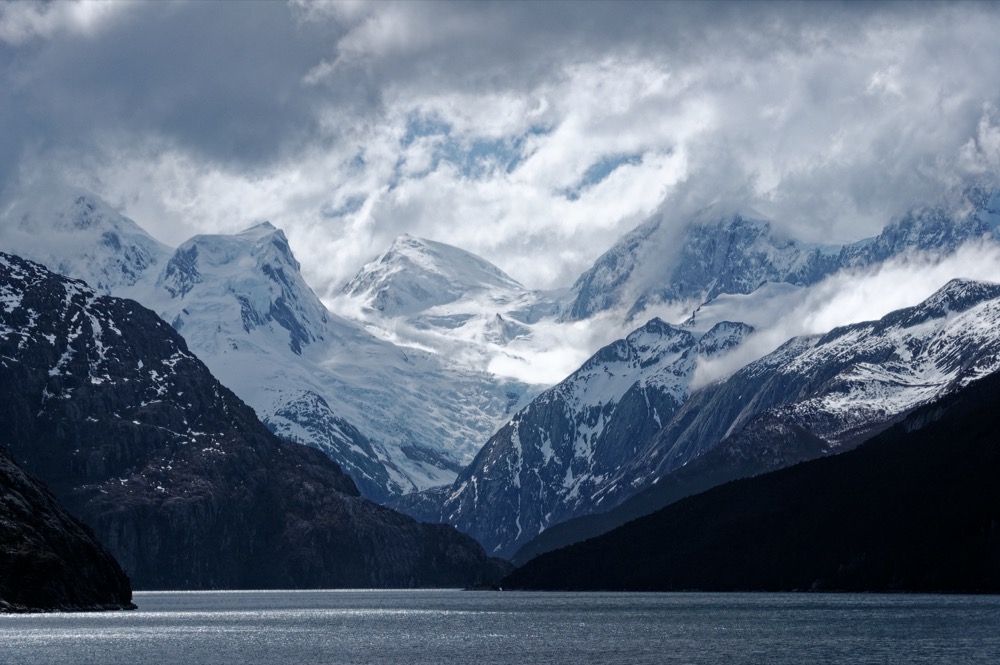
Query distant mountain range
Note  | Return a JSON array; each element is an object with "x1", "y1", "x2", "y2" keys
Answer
[
  {"x1": 5, "y1": 183, "x2": 1000, "y2": 573},
  {"x1": 0, "y1": 252, "x2": 508, "y2": 589},
  {"x1": 567, "y1": 195, "x2": 1000, "y2": 320}
]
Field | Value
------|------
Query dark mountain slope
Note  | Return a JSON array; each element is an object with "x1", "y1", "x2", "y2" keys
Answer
[
  {"x1": 511, "y1": 421, "x2": 831, "y2": 566},
  {"x1": 1, "y1": 444, "x2": 134, "y2": 612},
  {"x1": 504, "y1": 369, "x2": 1000, "y2": 592},
  {"x1": 0, "y1": 252, "x2": 508, "y2": 589}
]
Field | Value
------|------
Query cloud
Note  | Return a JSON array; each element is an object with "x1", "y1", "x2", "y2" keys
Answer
[
  {"x1": 4, "y1": 0, "x2": 1000, "y2": 301},
  {"x1": 0, "y1": 0, "x2": 129, "y2": 45},
  {"x1": 690, "y1": 240, "x2": 1000, "y2": 389}
]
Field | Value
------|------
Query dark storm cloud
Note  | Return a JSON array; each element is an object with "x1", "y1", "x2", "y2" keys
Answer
[{"x1": 1, "y1": 1, "x2": 346, "y2": 180}]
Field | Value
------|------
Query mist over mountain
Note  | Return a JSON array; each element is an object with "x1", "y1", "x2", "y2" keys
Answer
[
  {"x1": 6, "y1": 0, "x2": 1000, "y2": 607},
  {"x1": 568, "y1": 193, "x2": 1000, "y2": 322},
  {"x1": 514, "y1": 278, "x2": 1000, "y2": 563},
  {"x1": 5, "y1": 181, "x2": 1000, "y2": 570}
]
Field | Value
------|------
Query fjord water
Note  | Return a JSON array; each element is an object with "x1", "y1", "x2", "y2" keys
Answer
[{"x1": 1, "y1": 590, "x2": 998, "y2": 664}]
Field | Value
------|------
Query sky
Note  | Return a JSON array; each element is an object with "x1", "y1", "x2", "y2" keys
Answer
[{"x1": 4, "y1": 0, "x2": 1000, "y2": 299}]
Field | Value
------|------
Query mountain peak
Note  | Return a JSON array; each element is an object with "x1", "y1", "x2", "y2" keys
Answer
[
  {"x1": 237, "y1": 220, "x2": 279, "y2": 237},
  {"x1": 921, "y1": 278, "x2": 1000, "y2": 315},
  {"x1": 0, "y1": 186, "x2": 170, "y2": 293},
  {"x1": 157, "y1": 222, "x2": 327, "y2": 355},
  {"x1": 342, "y1": 235, "x2": 525, "y2": 317}
]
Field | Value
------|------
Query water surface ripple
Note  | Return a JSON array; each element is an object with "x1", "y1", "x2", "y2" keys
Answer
[{"x1": 1, "y1": 590, "x2": 998, "y2": 664}]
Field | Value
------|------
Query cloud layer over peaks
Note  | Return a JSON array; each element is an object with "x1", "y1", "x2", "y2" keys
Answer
[{"x1": 3, "y1": 1, "x2": 1000, "y2": 296}]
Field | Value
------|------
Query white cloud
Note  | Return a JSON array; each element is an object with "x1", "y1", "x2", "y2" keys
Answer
[
  {"x1": 690, "y1": 241, "x2": 1000, "y2": 389},
  {"x1": 0, "y1": 0, "x2": 129, "y2": 45},
  {"x1": 7, "y1": 1, "x2": 1000, "y2": 305}
]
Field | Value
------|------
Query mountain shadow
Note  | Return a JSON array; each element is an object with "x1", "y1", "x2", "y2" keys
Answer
[{"x1": 1, "y1": 444, "x2": 135, "y2": 612}]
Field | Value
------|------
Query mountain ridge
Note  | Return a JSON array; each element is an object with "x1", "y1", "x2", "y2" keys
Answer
[
  {"x1": 398, "y1": 277, "x2": 1000, "y2": 559},
  {"x1": 509, "y1": 277, "x2": 1000, "y2": 563},
  {"x1": 503, "y1": 364, "x2": 1000, "y2": 592},
  {"x1": 567, "y1": 197, "x2": 1000, "y2": 321},
  {"x1": 0, "y1": 251, "x2": 510, "y2": 589}
]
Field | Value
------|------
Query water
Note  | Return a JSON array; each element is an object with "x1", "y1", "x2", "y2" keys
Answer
[{"x1": 1, "y1": 590, "x2": 998, "y2": 664}]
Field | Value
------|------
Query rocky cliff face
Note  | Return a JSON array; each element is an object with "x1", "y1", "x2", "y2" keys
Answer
[
  {"x1": 0, "y1": 252, "x2": 509, "y2": 589},
  {"x1": 0, "y1": 444, "x2": 134, "y2": 612}
]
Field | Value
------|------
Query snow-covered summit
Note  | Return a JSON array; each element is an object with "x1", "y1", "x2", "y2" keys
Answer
[
  {"x1": 157, "y1": 222, "x2": 329, "y2": 356},
  {"x1": 342, "y1": 233, "x2": 528, "y2": 317},
  {"x1": 333, "y1": 233, "x2": 565, "y2": 383},
  {"x1": 566, "y1": 210, "x2": 838, "y2": 320},
  {"x1": 0, "y1": 187, "x2": 171, "y2": 294}
]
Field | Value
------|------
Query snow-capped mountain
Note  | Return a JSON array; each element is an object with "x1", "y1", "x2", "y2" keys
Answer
[
  {"x1": 151, "y1": 224, "x2": 533, "y2": 500},
  {"x1": 333, "y1": 233, "x2": 565, "y2": 383},
  {"x1": 0, "y1": 187, "x2": 171, "y2": 294},
  {"x1": 399, "y1": 278, "x2": 1000, "y2": 558},
  {"x1": 567, "y1": 196, "x2": 1000, "y2": 321},
  {"x1": 0, "y1": 251, "x2": 509, "y2": 589},
  {"x1": 342, "y1": 233, "x2": 532, "y2": 318},
  {"x1": 0, "y1": 190, "x2": 532, "y2": 501},
  {"x1": 8, "y1": 180, "x2": 1000, "y2": 520},
  {"x1": 625, "y1": 277, "x2": 1000, "y2": 497},
  {"x1": 157, "y1": 222, "x2": 333, "y2": 355},
  {"x1": 393, "y1": 316, "x2": 754, "y2": 557},
  {"x1": 527, "y1": 278, "x2": 1000, "y2": 559}
]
